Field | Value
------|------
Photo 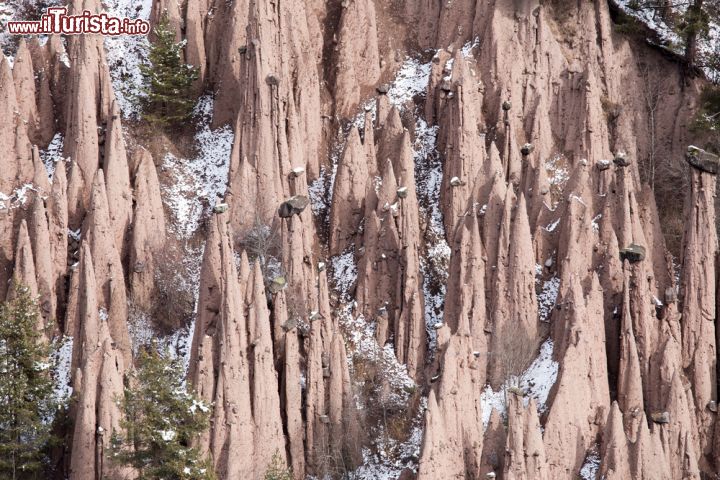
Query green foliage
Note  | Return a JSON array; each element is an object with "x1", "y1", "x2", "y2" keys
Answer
[
  {"x1": 110, "y1": 345, "x2": 216, "y2": 480},
  {"x1": 140, "y1": 13, "x2": 199, "y2": 128},
  {"x1": 678, "y1": 2, "x2": 712, "y2": 40},
  {"x1": 691, "y1": 85, "x2": 720, "y2": 131},
  {"x1": 612, "y1": 7, "x2": 646, "y2": 36},
  {"x1": 263, "y1": 451, "x2": 293, "y2": 480},
  {"x1": 0, "y1": 284, "x2": 57, "y2": 480}
]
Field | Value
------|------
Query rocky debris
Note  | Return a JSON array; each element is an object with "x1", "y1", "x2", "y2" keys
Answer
[
  {"x1": 613, "y1": 151, "x2": 630, "y2": 167},
  {"x1": 650, "y1": 411, "x2": 670, "y2": 424},
  {"x1": 597, "y1": 159, "x2": 612, "y2": 171},
  {"x1": 686, "y1": 145, "x2": 719, "y2": 174},
  {"x1": 520, "y1": 143, "x2": 534, "y2": 156},
  {"x1": 619, "y1": 244, "x2": 646, "y2": 263},
  {"x1": 278, "y1": 195, "x2": 310, "y2": 218},
  {"x1": 268, "y1": 275, "x2": 287, "y2": 293}
]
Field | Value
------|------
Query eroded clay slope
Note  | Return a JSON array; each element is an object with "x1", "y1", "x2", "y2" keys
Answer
[{"x1": 0, "y1": 0, "x2": 716, "y2": 478}]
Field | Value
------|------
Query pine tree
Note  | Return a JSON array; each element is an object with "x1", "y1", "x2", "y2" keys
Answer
[
  {"x1": 0, "y1": 284, "x2": 57, "y2": 480},
  {"x1": 263, "y1": 451, "x2": 293, "y2": 480},
  {"x1": 140, "y1": 12, "x2": 199, "y2": 128},
  {"x1": 110, "y1": 344, "x2": 216, "y2": 480}
]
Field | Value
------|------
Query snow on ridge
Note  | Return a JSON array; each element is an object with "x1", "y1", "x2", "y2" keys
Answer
[
  {"x1": 615, "y1": 0, "x2": 683, "y2": 49},
  {"x1": 51, "y1": 335, "x2": 73, "y2": 403},
  {"x1": 615, "y1": 1, "x2": 720, "y2": 82},
  {"x1": 0, "y1": 1, "x2": 15, "y2": 59},
  {"x1": 104, "y1": 0, "x2": 152, "y2": 117},
  {"x1": 161, "y1": 96, "x2": 234, "y2": 238}
]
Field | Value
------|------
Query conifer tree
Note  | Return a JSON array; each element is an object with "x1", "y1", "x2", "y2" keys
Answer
[
  {"x1": 263, "y1": 451, "x2": 293, "y2": 480},
  {"x1": 0, "y1": 284, "x2": 57, "y2": 480},
  {"x1": 110, "y1": 344, "x2": 216, "y2": 480},
  {"x1": 140, "y1": 13, "x2": 199, "y2": 128}
]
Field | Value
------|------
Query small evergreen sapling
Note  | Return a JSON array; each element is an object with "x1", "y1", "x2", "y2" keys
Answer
[
  {"x1": 263, "y1": 451, "x2": 293, "y2": 480},
  {"x1": 0, "y1": 284, "x2": 57, "y2": 480},
  {"x1": 110, "y1": 345, "x2": 215, "y2": 480},
  {"x1": 140, "y1": 13, "x2": 199, "y2": 128}
]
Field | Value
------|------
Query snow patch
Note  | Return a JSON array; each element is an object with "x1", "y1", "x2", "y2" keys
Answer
[
  {"x1": 330, "y1": 247, "x2": 358, "y2": 302},
  {"x1": 387, "y1": 58, "x2": 432, "y2": 108},
  {"x1": 0, "y1": 1, "x2": 17, "y2": 59},
  {"x1": 51, "y1": 335, "x2": 73, "y2": 403},
  {"x1": 104, "y1": 0, "x2": 152, "y2": 117},
  {"x1": 350, "y1": 399, "x2": 425, "y2": 479},
  {"x1": 161, "y1": 96, "x2": 233, "y2": 238},
  {"x1": 39, "y1": 132, "x2": 65, "y2": 181},
  {"x1": 307, "y1": 168, "x2": 329, "y2": 216},
  {"x1": 0, "y1": 183, "x2": 37, "y2": 210},
  {"x1": 165, "y1": 243, "x2": 204, "y2": 376},
  {"x1": 340, "y1": 305, "x2": 416, "y2": 410},
  {"x1": 127, "y1": 304, "x2": 155, "y2": 356},
  {"x1": 537, "y1": 274, "x2": 560, "y2": 323},
  {"x1": 545, "y1": 154, "x2": 570, "y2": 187},
  {"x1": 414, "y1": 116, "x2": 448, "y2": 357},
  {"x1": 545, "y1": 218, "x2": 561, "y2": 232},
  {"x1": 579, "y1": 445, "x2": 601, "y2": 480},
  {"x1": 616, "y1": 0, "x2": 683, "y2": 48},
  {"x1": 480, "y1": 339, "x2": 559, "y2": 428}
]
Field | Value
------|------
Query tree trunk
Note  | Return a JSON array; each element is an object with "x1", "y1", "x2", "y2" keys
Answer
[{"x1": 685, "y1": 0, "x2": 706, "y2": 67}]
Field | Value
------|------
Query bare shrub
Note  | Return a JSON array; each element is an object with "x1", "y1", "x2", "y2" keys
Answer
[
  {"x1": 152, "y1": 244, "x2": 195, "y2": 334},
  {"x1": 638, "y1": 62, "x2": 671, "y2": 190},
  {"x1": 238, "y1": 215, "x2": 283, "y2": 285},
  {"x1": 495, "y1": 330, "x2": 538, "y2": 389}
]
